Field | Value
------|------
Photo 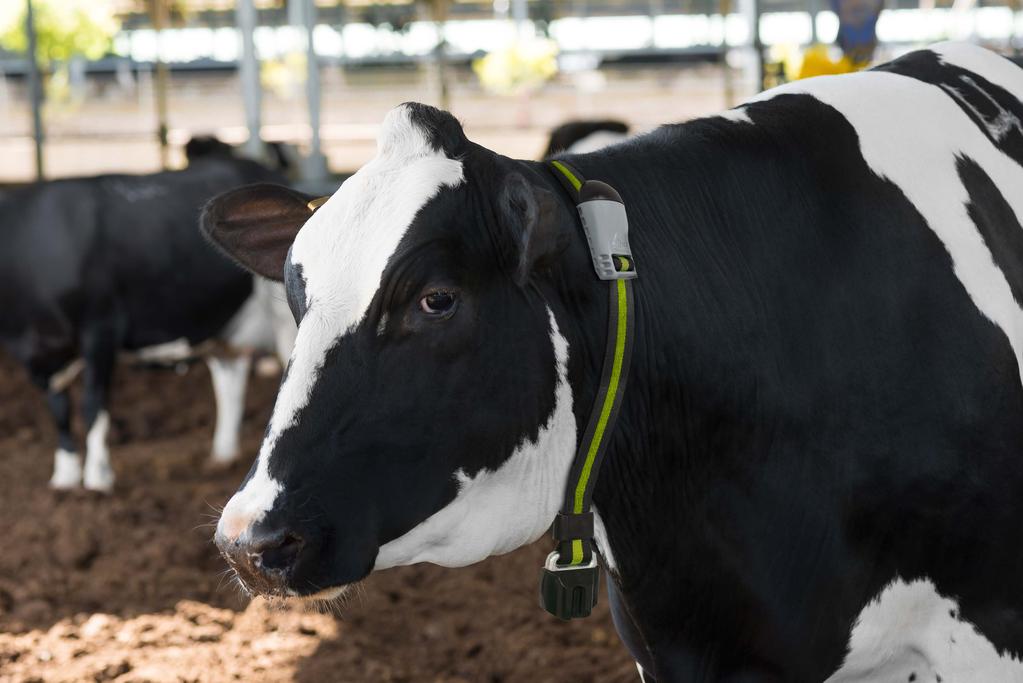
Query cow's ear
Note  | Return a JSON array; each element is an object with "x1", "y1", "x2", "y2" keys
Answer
[
  {"x1": 500, "y1": 172, "x2": 570, "y2": 287},
  {"x1": 201, "y1": 183, "x2": 321, "y2": 281}
]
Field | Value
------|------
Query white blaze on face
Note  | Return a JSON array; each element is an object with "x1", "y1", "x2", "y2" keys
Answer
[
  {"x1": 826, "y1": 578, "x2": 1023, "y2": 682},
  {"x1": 374, "y1": 308, "x2": 577, "y2": 570},
  {"x1": 744, "y1": 43, "x2": 1023, "y2": 386},
  {"x1": 217, "y1": 104, "x2": 465, "y2": 542}
]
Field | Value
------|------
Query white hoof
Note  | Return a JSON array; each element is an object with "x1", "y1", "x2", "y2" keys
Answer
[
  {"x1": 209, "y1": 446, "x2": 240, "y2": 466},
  {"x1": 83, "y1": 411, "x2": 114, "y2": 493},
  {"x1": 83, "y1": 459, "x2": 115, "y2": 493},
  {"x1": 49, "y1": 449, "x2": 82, "y2": 489}
]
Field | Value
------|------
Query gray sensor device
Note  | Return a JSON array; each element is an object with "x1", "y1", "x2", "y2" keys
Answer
[{"x1": 576, "y1": 180, "x2": 638, "y2": 281}]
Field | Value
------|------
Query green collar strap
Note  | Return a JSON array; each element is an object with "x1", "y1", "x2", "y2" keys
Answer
[{"x1": 540, "y1": 160, "x2": 638, "y2": 620}]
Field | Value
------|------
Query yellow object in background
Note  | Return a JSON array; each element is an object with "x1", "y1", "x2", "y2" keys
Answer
[
  {"x1": 768, "y1": 43, "x2": 870, "y2": 88},
  {"x1": 472, "y1": 38, "x2": 559, "y2": 97},
  {"x1": 797, "y1": 44, "x2": 869, "y2": 80},
  {"x1": 765, "y1": 43, "x2": 870, "y2": 89}
]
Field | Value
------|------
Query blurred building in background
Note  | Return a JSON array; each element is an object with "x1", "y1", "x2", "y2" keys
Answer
[{"x1": 0, "y1": 0, "x2": 1020, "y2": 182}]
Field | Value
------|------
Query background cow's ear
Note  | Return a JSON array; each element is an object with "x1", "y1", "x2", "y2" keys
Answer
[
  {"x1": 201, "y1": 183, "x2": 319, "y2": 281},
  {"x1": 500, "y1": 172, "x2": 570, "y2": 287}
]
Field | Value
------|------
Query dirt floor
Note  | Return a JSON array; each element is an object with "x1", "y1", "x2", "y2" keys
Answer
[{"x1": 0, "y1": 354, "x2": 636, "y2": 682}]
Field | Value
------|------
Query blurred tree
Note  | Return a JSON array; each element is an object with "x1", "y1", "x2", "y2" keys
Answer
[
  {"x1": 473, "y1": 38, "x2": 559, "y2": 97},
  {"x1": 0, "y1": 0, "x2": 119, "y2": 65},
  {"x1": 1, "y1": 0, "x2": 121, "y2": 109}
]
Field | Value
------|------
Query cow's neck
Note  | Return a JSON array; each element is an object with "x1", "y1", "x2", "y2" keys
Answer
[
  {"x1": 524, "y1": 160, "x2": 674, "y2": 653},
  {"x1": 528, "y1": 156, "x2": 722, "y2": 664}
]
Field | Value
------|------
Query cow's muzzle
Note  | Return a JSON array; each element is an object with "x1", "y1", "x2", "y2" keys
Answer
[{"x1": 215, "y1": 523, "x2": 305, "y2": 596}]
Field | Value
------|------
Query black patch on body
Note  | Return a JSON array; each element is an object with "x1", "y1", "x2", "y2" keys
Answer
[
  {"x1": 876, "y1": 49, "x2": 1023, "y2": 166},
  {"x1": 402, "y1": 102, "x2": 469, "y2": 156},
  {"x1": 959, "y1": 155, "x2": 1023, "y2": 306}
]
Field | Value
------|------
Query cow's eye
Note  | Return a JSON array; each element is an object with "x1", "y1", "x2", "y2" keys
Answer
[{"x1": 419, "y1": 290, "x2": 457, "y2": 315}]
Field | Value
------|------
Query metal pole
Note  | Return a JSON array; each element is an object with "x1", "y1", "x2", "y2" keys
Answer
[
  {"x1": 431, "y1": 0, "x2": 450, "y2": 111},
  {"x1": 809, "y1": 0, "x2": 819, "y2": 43},
  {"x1": 752, "y1": 0, "x2": 765, "y2": 92},
  {"x1": 151, "y1": 0, "x2": 170, "y2": 169},
  {"x1": 720, "y1": 0, "x2": 735, "y2": 108},
  {"x1": 236, "y1": 0, "x2": 263, "y2": 159},
  {"x1": 302, "y1": 0, "x2": 327, "y2": 180},
  {"x1": 25, "y1": 0, "x2": 44, "y2": 181},
  {"x1": 511, "y1": 0, "x2": 528, "y2": 36}
]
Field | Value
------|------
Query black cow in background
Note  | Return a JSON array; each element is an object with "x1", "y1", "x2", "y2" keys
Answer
[
  {"x1": 543, "y1": 119, "x2": 630, "y2": 158},
  {"x1": 0, "y1": 141, "x2": 296, "y2": 492}
]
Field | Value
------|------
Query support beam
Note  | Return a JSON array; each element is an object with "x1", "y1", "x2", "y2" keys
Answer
[
  {"x1": 511, "y1": 0, "x2": 528, "y2": 35},
  {"x1": 809, "y1": 0, "x2": 819, "y2": 43},
  {"x1": 720, "y1": 0, "x2": 735, "y2": 108},
  {"x1": 302, "y1": 0, "x2": 327, "y2": 181},
  {"x1": 236, "y1": 0, "x2": 263, "y2": 159},
  {"x1": 25, "y1": 0, "x2": 44, "y2": 180},
  {"x1": 429, "y1": 0, "x2": 450, "y2": 112},
  {"x1": 151, "y1": 0, "x2": 170, "y2": 169},
  {"x1": 752, "y1": 0, "x2": 765, "y2": 92}
]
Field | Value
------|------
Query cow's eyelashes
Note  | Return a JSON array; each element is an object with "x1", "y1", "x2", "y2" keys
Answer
[{"x1": 418, "y1": 290, "x2": 458, "y2": 317}]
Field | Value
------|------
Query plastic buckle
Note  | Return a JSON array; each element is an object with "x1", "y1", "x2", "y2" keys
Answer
[
  {"x1": 576, "y1": 180, "x2": 638, "y2": 282},
  {"x1": 539, "y1": 551, "x2": 600, "y2": 620}
]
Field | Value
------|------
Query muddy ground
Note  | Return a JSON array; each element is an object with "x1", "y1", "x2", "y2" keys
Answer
[{"x1": 0, "y1": 355, "x2": 635, "y2": 682}]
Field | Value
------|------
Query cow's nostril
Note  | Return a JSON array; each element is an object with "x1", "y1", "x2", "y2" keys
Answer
[{"x1": 257, "y1": 533, "x2": 304, "y2": 573}]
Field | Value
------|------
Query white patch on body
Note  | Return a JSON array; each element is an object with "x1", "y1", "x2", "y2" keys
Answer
[
  {"x1": 593, "y1": 507, "x2": 617, "y2": 574},
  {"x1": 82, "y1": 410, "x2": 113, "y2": 493},
  {"x1": 826, "y1": 578, "x2": 1023, "y2": 682},
  {"x1": 207, "y1": 355, "x2": 251, "y2": 464},
  {"x1": 718, "y1": 106, "x2": 753, "y2": 124},
  {"x1": 745, "y1": 46, "x2": 1023, "y2": 385},
  {"x1": 49, "y1": 448, "x2": 82, "y2": 490},
  {"x1": 219, "y1": 278, "x2": 296, "y2": 362},
  {"x1": 217, "y1": 104, "x2": 465, "y2": 543},
  {"x1": 374, "y1": 308, "x2": 576, "y2": 569}
]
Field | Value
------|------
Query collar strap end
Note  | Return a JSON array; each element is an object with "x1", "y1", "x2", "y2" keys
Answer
[{"x1": 552, "y1": 512, "x2": 594, "y2": 542}]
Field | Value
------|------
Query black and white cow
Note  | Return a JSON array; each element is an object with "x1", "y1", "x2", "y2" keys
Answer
[
  {"x1": 208, "y1": 42, "x2": 1023, "y2": 681},
  {"x1": 0, "y1": 151, "x2": 296, "y2": 492}
]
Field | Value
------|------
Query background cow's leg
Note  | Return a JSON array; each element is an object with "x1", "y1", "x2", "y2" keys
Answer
[
  {"x1": 81, "y1": 325, "x2": 117, "y2": 493},
  {"x1": 43, "y1": 385, "x2": 80, "y2": 489},
  {"x1": 206, "y1": 354, "x2": 251, "y2": 465}
]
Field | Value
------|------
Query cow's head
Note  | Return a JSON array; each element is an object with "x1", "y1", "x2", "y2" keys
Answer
[{"x1": 206, "y1": 103, "x2": 582, "y2": 598}]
